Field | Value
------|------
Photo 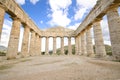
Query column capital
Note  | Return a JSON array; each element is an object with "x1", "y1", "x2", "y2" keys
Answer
[
  {"x1": 11, "y1": 17, "x2": 21, "y2": 21},
  {"x1": 107, "y1": 4, "x2": 119, "y2": 12},
  {"x1": 92, "y1": 18, "x2": 102, "y2": 23},
  {"x1": 0, "y1": 5, "x2": 7, "y2": 11}
]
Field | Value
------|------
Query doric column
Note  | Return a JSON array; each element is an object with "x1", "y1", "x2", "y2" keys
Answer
[
  {"x1": 7, "y1": 18, "x2": 21, "y2": 59},
  {"x1": 107, "y1": 7, "x2": 120, "y2": 61},
  {"x1": 61, "y1": 37, "x2": 64, "y2": 54},
  {"x1": 75, "y1": 36, "x2": 78, "y2": 55},
  {"x1": 35, "y1": 34, "x2": 39, "y2": 56},
  {"x1": 45, "y1": 37, "x2": 49, "y2": 55},
  {"x1": 38, "y1": 36, "x2": 41, "y2": 55},
  {"x1": 21, "y1": 25, "x2": 30, "y2": 57},
  {"x1": 78, "y1": 35, "x2": 81, "y2": 55},
  {"x1": 29, "y1": 30, "x2": 35, "y2": 56},
  {"x1": 68, "y1": 37, "x2": 72, "y2": 55},
  {"x1": 0, "y1": 6, "x2": 5, "y2": 40},
  {"x1": 86, "y1": 27, "x2": 94, "y2": 56},
  {"x1": 93, "y1": 20, "x2": 106, "y2": 57},
  {"x1": 53, "y1": 37, "x2": 56, "y2": 54},
  {"x1": 81, "y1": 31, "x2": 87, "y2": 55}
]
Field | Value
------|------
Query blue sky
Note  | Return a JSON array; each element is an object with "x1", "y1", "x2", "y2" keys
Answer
[{"x1": 15, "y1": 0, "x2": 97, "y2": 30}]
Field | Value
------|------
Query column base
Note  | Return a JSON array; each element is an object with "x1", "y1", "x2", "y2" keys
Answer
[{"x1": 7, "y1": 56, "x2": 16, "y2": 60}]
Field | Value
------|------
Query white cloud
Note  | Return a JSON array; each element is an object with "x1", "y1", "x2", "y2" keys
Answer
[
  {"x1": 30, "y1": 0, "x2": 39, "y2": 5},
  {"x1": 74, "y1": 8, "x2": 86, "y2": 20},
  {"x1": 40, "y1": 21, "x2": 43, "y2": 24},
  {"x1": 74, "y1": 0, "x2": 97, "y2": 20},
  {"x1": 15, "y1": 0, "x2": 39, "y2": 5},
  {"x1": 15, "y1": 0, "x2": 25, "y2": 5},
  {"x1": 48, "y1": 10, "x2": 71, "y2": 27},
  {"x1": 48, "y1": 0, "x2": 72, "y2": 27}
]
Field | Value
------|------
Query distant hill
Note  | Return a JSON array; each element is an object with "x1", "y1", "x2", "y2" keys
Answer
[
  {"x1": 0, "y1": 45, "x2": 7, "y2": 52},
  {"x1": 0, "y1": 46, "x2": 7, "y2": 56}
]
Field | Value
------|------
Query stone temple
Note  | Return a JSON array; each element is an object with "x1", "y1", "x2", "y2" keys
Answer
[{"x1": 0, "y1": 0, "x2": 120, "y2": 61}]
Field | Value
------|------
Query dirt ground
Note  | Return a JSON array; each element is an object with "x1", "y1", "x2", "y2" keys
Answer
[{"x1": 0, "y1": 55, "x2": 120, "y2": 80}]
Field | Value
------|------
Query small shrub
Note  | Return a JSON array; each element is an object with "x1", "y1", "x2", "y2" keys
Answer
[{"x1": 0, "y1": 51, "x2": 6, "y2": 56}]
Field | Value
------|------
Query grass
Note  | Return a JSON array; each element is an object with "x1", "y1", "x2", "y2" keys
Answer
[{"x1": 0, "y1": 65, "x2": 13, "y2": 70}]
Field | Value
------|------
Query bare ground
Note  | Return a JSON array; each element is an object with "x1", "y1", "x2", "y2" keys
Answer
[{"x1": 0, "y1": 55, "x2": 120, "y2": 80}]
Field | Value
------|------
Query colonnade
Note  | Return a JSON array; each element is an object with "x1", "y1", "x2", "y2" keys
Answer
[
  {"x1": 0, "y1": 6, "x2": 42, "y2": 59},
  {"x1": 0, "y1": 0, "x2": 120, "y2": 61},
  {"x1": 75, "y1": 5, "x2": 120, "y2": 61},
  {"x1": 43, "y1": 37, "x2": 72, "y2": 55}
]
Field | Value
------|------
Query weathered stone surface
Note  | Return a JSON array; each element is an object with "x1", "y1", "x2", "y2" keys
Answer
[
  {"x1": 61, "y1": 37, "x2": 64, "y2": 55},
  {"x1": 68, "y1": 37, "x2": 72, "y2": 55},
  {"x1": 0, "y1": 6, "x2": 5, "y2": 40},
  {"x1": 7, "y1": 18, "x2": 21, "y2": 59},
  {"x1": 78, "y1": 35, "x2": 81, "y2": 55},
  {"x1": 107, "y1": 7, "x2": 120, "y2": 61},
  {"x1": 21, "y1": 26, "x2": 30, "y2": 57},
  {"x1": 45, "y1": 37, "x2": 49, "y2": 55},
  {"x1": 29, "y1": 30, "x2": 35, "y2": 56},
  {"x1": 38, "y1": 36, "x2": 41, "y2": 55},
  {"x1": 41, "y1": 26, "x2": 75, "y2": 37},
  {"x1": 75, "y1": 37, "x2": 78, "y2": 55},
  {"x1": 53, "y1": 37, "x2": 56, "y2": 54},
  {"x1": 93, "y1": 20, "x2": 106, "y2": 57},
  {"x1": 86, "y1": 27, "x2": 94, "y2": 56},
  {"x1": 81, "y1": 32, "x2": 87, "y2": 55}
]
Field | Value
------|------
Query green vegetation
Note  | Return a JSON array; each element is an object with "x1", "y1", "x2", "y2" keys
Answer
[
  {"x1": 54, "y1": 44, "x2": 112, "y2": 56},
  {"x1": 0, "y1": 51, "x2": 6, "y2": 56},
  {"x1": 94, "y1": 45, "x2": 112, "y2": 56},
  {"x1": 0, "y1": 65, "x2": 13, "y2": 70}
]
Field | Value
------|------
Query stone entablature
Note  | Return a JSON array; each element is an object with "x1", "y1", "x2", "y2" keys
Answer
[
  {"x1": 0, "y1": 0, "x2": 41, "y2": 35},
  {"x1": 74, "y1": 0, "x2": 120, "y2": 36},
  {"x1": 41, "y1": 26, "x2": 75, "y2": 37}
]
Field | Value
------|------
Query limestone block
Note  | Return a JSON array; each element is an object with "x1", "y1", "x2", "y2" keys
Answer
[
  {"x1": 107, "y1": 7, "x2": 120, "y2": 61},
  {"x1": 93, "y1": 21, "x2": 106, "y2": 57},
  {"x1": 7, "y1": 18, "x2": 21, "y2": 59},
  {"x1": 21, "y1": 26, "x2": 30, "y2": 57},
  {"x1": 86, "y1": 28, "x2": 94, "y2": 56},
  {"x1": 0, "y1": 6, "x2": 5, "y2": 40}
]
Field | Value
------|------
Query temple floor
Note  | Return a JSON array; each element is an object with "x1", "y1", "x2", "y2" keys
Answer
[{"x1": 0, "y1": 55, "x2": 120, "y2": 80}]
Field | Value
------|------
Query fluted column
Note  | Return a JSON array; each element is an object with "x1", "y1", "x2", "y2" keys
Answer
[
  {"x1": 45, "y1": 37, "x2": 49, "y2": 55},
  {"x1": 53, "y1": 37, "x2": 56, "y2": 54},
  {"x1": 86, "y1": 27, "x2": 94, "y2": 56},
  {"x1": 0, "y1": 6, "x2": 5, "y2": 40},
  {"x1": 21, "y1": 25, "x2": 30, "y2": 57},
  {"x1": 35, "y1": 34, "x2": 39, "y2": 56},
  {"x1": 29, "y1": 30, "x2": 35, "y2": 56},
  {"x1": 78, "y1": 35, "x2": 81, "y2": 55},
  {"x1": 81, "y1": 32, "x2": 87, "y2": 55},
  {"x1": 93, "y1": 20, "x2": 106, "y2": 57},
  {"x1": 68, "y1": 37, "x2": 72, "y2": 55},
  {"x1": 38, "y1": 36, "x2": 41, "y2": 55},
  {"x1": 61, "y1": 37, "x2": 64, "y2": 55},
  {"x1": 7, "y1": 18, "x2": 21, "y2": 59},
  {"x1": 107, "y1": 7, "x2": 120, "y2": 61},
  {"x1": 75, "y1": 36, "x2": 78, "y2": 55}
]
